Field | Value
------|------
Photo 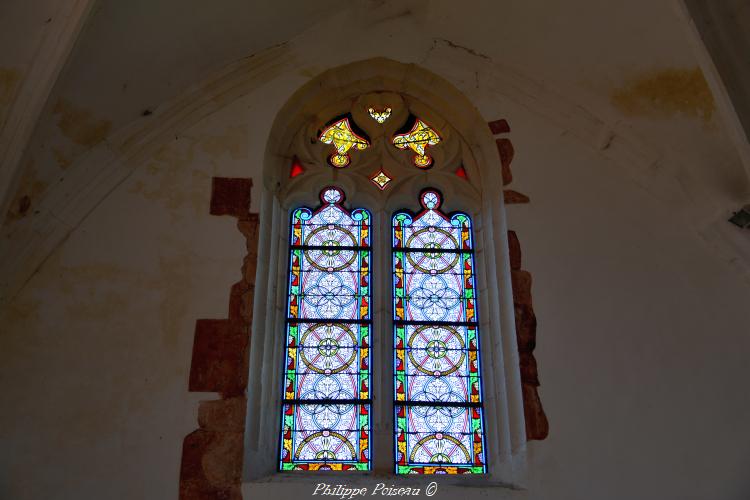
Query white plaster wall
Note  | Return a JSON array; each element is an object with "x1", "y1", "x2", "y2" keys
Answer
[
  {"x1": 0, "y1": 103, "x2": 263, "y2": 499},
  {"x1": 1, "y1": 7, "x2": 750, "y2": 500},
  {"x1": 505, "y1": 102, "x2": 750, "y2": 500}
]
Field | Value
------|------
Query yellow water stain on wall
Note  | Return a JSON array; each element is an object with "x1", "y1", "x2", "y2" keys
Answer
[
  {"x1": 0, "y1": 297, "x2": 41, "y2": 331},
  {"x1": 52, "y1": 147, "x2": 73, "y2": 169},
  {"x1": 35, "y1": 251, "x2": 195, "y2": 351},
  {"x1": 64, "y1": 290, "x2": 130, "y2": 321},
  {"x1": 53, "y1": 97, "x2": 112, "y2": 147},
  {"x1": 198, "y1": 124, "x2": 248, "y2": 160},
  {"x1": 4, "y1": 159, "x2": 48, "y2": 224},
  {"x1": 611, "y1": 67, "x2": 715, "y2": 122},
  {"x1": 128, "y1": 139, "x2": 211, "y2": 219},
  {"x1": 0, "y1": 68, "x2": 21, "y2": 102},
  {"x1": 155, "y1": 252, "x2": 193, "y2": 350},
  {"x1": 0, "y1": 67, "x2": 22, "y2": 126}
]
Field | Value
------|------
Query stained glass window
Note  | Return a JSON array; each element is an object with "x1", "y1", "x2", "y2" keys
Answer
[
  {"x1": 368, "y1": 107, "x2": 392, "y2": 124},
  {"x1": 279, "y1": 187, "x2": 371, "y2": 471},
  {"x1": 319, "y1": 117, "x2": 370, "y2": 168},
  {"x1": 370, "y1": 168, "x2": 392, "y2": 190},
  {"x1": 392, "y1": 117, "x2": 441, "y2": 169},
  {"x1": 392, "y1": 189, "x2": 487, "y2": 474}
]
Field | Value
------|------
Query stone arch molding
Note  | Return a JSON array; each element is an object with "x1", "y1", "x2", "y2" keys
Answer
[
  {"x1": 0, "y1": 14, "x2": 662, "y2": 306},
  {"x1": 245, "y1": 58, "x2": 529, "y2": 485},
  {"x1": 264, "y1": 57, "x2": 492, "y2": 207}
]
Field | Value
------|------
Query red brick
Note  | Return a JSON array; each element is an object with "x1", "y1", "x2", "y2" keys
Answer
[
  {"x1": 198, "y1": 397, "x2": 247, "y2": 433},
  {"x1": 514, "y1": 304, "x2": 536, "y2": 351},
  {"x1": 504, "y1": 190, "x2": 530, "y2": 204},
  {"x1": 179, "y1": 481, "x2": 240, "y2": 500},
  {"x1": 202, "y1": 432, "x2": 244, "y2": 487},
  {"x1": 179, "y1": 430, "x2": 243, "y2": 500},
  {"x1": 518, "y1": 352, "x2": 539, "y2": 385},
  {"x1": 511, "y1": 270, "x2": 533, "y2": 306},
  {"x1": 487, "y1": 119, "x2": 511, "y2": 135},
  {"x1": 210, "y1": 177, "x2": 252, "y2": 217},
  {"x1": 188, "y1": 320, "x2": 248, "y2": 396},
  {"x1": 496, "y1": 138, "x2": 514, "y2": 185},
  {"x1": 507, "y1": 231, "x2": 521, "y2": 270},
  {"x1": 182, "y1": 178, "x2": 258, "y2": 498},
  {"x1": 180, "y1": 430, "x2": 212, "y2": 484},
  {"x1": 522, "y1": 383, "x2": 549, "y2": 440}
]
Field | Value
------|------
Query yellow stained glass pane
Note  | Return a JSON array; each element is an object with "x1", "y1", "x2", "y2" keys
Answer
[
  {"x1": 370, "y1": 169, "x2": 393, "y2": 190},
  {"x1": 319, "y1": 117, "x2": 370, "y2": 168},
  {"x1": 392, "y1": 119, "x2": 441, "y2": 169},
  {"x1": 368, "y1": 107, "x2": 392, "y2": 124}
]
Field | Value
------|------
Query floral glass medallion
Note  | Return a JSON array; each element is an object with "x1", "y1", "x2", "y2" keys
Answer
[
  {"x1": 319, "y1": 117, "x2": 370, "y2": 168},
  {"x1": 392, "y1": 119, "x2": 441, "y2": 169},
  {"x1": 370, "y1": 169, "x2": 393, "y2": 190},
  {"x1": 368, "y1": 107, "x2": 392, "y2": 124}
]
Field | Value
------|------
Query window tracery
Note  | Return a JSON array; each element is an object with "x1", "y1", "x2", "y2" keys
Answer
[{"x1": 261, "y1": 85, "x2": 516, "y2": 480}]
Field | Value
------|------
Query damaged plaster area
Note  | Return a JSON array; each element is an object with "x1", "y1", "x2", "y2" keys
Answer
[{"x1": 611, "y1": 67, "x2": 715, "y2": 122}]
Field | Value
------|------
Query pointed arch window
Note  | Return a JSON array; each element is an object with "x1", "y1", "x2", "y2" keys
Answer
[
  {"x1": 243, "y1": 66, "x2": 535, "y2": 487},
  {"x1": 278, "y1": 187, "x2": 372, "y2": 471},
  {"x1": 392, "y1": 190, "x2": 487, "y2": 474}
]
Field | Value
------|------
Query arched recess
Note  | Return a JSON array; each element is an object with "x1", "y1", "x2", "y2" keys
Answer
[{"x1": 244, "y1": 58, "x2": 528, "y2": 485}]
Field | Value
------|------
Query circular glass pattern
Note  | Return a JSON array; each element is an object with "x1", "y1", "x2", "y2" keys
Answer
[
  {"x1": 421, "y1": 191, "x2": 440, "y2": 210},
  {"x1": 409, "y1": 275, "x2": 461, "y2": 321},
  {"x1": 409, "y1": 433, "x2": 471, "y2": 464},
  {"x1": 414, "y1": 154, "x2": 433, "y2": 168},
  {"x1": 407, "y1": 325, "x2": 465, "y2": 377},
  {"x1": 405, "y1": 226, "x2": 459, "y2": 273},
  {"x1": 328, "y1": 153, "x2": 350, "y2": 168},
  {"x1": 295, "y1": 429, "x2": 356, "y2": 461},
  {"x1": 303, "y1": 273, "x2": 357, "y2": 318},
  {"x1": 425, "y1": 340, "x2": 447, "y2": 359},
  {"x1": 304, "y1": 224, "x2": 358, "y2": 272},
  {"x1": 299, "y1": 323, "x2": 358, "y2": 375},
  {"x1": 322, "y1": 187, "x2": 343, "y2": 204},
  {"x1": 409, "y1": 405, "x2": 465, "y2": 434}
]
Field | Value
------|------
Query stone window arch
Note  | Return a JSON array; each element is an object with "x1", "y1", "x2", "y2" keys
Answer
[{"x1": 243, "y1": 58, "x2": 528, "y2": 486}]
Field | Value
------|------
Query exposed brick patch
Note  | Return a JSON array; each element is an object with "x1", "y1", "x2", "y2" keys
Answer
[
  {"x1": 180, "y1": 430, "x2": 243, "y2": 500},
  {"x1": 210, "y1": 177, "x2": 253, "y2": 217},
  {"x1": 198, "y1": 397, "x2": 247, "y2": 433},
  {"x1": 180, "y1": 177, "x2": 259, "y2": 499},
  {"x1": 189, "y1": 319, "x2": 247, "y2": 396},
  {"x1": 521, "y1": 383, "x2": 549, "y2": 441},
  {"x1": 507, "y1": 231, "x2": 521, "y2": 270},
  {"x1": 518, "y1": 352, "x2": 539, "y2": 385},
  {"x1": 488, "y1": 119, "x2": 511, "y2": 135},
  {"x1": 496, "y1": 138, "x2": 514, "y2": 186},
  {"x1": 514, "y1": 304, "x2": 536, "y2": 351},
  {"x1": 509, "y1": 231, "x2": 549, "y2": 441},
  {"x1": 510, "y1": 270, "x2": 533, "y2": 306},
  {"x1": 503, "y1": 190, "x2": 530, "y2": 204}
]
